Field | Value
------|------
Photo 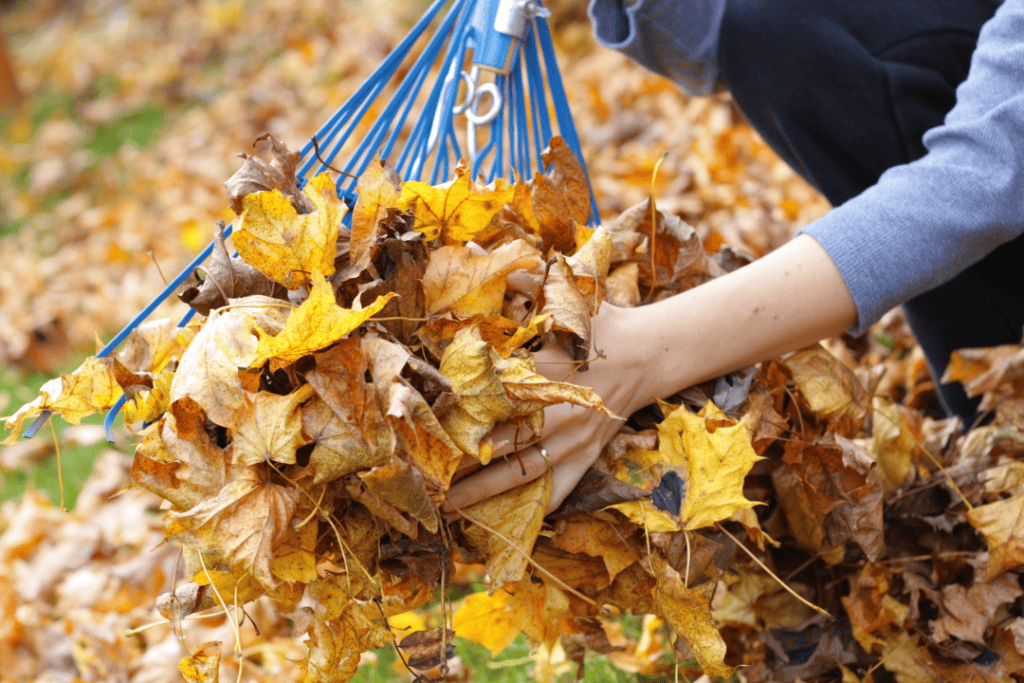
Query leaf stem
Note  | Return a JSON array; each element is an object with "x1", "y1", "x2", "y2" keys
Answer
[{"x1": 715, "y1": 522, "x2": 830, "y2": 617}]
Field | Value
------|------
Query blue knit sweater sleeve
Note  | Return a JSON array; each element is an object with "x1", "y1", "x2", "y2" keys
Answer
[
  {"x1": 587, "y1": 0, "x2": 727, "y2": 96},
  {"x1": 798, "y1": 0, "x2": 1024, "y2": 334}
]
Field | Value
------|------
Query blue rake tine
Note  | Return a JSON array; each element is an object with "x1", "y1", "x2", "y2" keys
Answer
[{"x1": 30, "y1": 0, "x2": 598, "y2": 443}]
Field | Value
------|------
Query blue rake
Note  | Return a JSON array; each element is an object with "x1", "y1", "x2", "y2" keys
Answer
[{"x1": 23, "y1": 0, "x2": 598, "y2": 441}]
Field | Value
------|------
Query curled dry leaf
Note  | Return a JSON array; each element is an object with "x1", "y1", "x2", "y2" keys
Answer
[
  {"x1": 225, "y1": 133, "x2": 314, "y2": 216},
  {"x1": 179, "y1": 223, "x2": 288, "y2": 316}
]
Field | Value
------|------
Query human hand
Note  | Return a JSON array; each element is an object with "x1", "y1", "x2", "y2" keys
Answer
[{"x1": 443, "y1": 302, "x2": 654, "y2": 514}]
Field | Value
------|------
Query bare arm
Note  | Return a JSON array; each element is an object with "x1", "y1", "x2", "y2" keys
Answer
[{"x1": 444, "y1": 234, "x2": 857, "y2": 512}]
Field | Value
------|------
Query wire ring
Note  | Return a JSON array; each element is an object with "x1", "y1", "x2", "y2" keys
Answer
[{"x1": 537, "y1": 446, "x2": 553, "y2": 474}]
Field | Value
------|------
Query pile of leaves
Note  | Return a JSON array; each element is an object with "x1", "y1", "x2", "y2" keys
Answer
[{"x1": 8, "y1": 129, "x2": 1024, "y2": 683}]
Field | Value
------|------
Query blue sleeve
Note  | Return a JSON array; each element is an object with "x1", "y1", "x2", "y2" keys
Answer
[
  {"x1": 799, "y1": 0, "x2": 1024, "y2": 335},
  {"x1": 587, "y1": 0, "x2": 727, "y2": 96}
]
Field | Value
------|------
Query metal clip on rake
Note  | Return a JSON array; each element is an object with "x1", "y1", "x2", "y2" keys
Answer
[{"x1": 23, "y1": 0, "x2": 598, "y2": 442}]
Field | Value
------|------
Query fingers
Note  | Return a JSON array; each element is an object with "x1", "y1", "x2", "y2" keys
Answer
[{"x1": 443, "y1": 444, "x2": 553, "y2": 512}]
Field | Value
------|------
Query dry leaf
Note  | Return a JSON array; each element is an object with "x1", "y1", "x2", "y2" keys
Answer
[
  {"x1": 422, "y1": 239, "x2": 541, "y2": 318},
  {"x1": 462, "y1": 471, "x2": 552, "y2": 591},
  {"x1": 233, "y1": 172, "x2": 344, "y2": 289},
  {"x1": 225, "y1": 133, "x2": 314, "y2": 215},
  {"x1": 646, "y1": 553, "x2": 733, "y2": 679},
  {"x1": 968, "y1": 494, "x2": 1024, "y2": 580},
  {"x1": 253, "y1": 271, "x2": 395, "y2": 371},
  {"x1": 178, "y1": 641, "x2": 222, "y2": 683},
  {"x1": 399, "y1": 166, "x2": 513, "y2": 243},
  {"x1": 349, "y1": 159, "x2": 401, "y2": 273},
  {"x1": 231, "y1": 384, "x2": 315, "y2": 466}
]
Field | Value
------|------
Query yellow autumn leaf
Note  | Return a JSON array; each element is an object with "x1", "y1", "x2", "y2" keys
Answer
[
  {"x1": 606, "y1": 499, "x2": 682, "y2": 533},
  {"x1": 672, "y1": 401, "x2": 763, "y2": 530},
  {"x1": 453, "y1": 580, "x2": 570, "y2": 654},
  {"x1": 3, "y1": 356, "x2": 125, "y2": 444},
  {"x1": 179, "y1": 641, "x2": 222, "y2": 683},
  {"x1": 422, "y1": 239, "x2": 541, "y2": 317},
  {"x1": 648, "y1": 553, "x2": 734, "y2": 679},
  {"x1": 462, "y1": 470, "x2": 552, "y2": 591},
  {"x1": 123, "y1": 368, "x2": 174, "y2": 426},
  {"x1": 233, "y1": 172, "x2": 344, "y2": 289},
  {"x1": 399, "y1": 166, "x2": 514, "y2": 243},
  {"x1": 453, "y1": 587, "x2": 525, "y2": 655},
  {"x1": 231, "y1": 384, "x2": 315, "y2": 466},
  {"x1": 271, "y1": 519, "x2": 318, "y2": 585},
  {"x1": 438, "y1": 327, "x2": 517, "y2": 457},
  {"x1": 166, "y1": 465, "x2": 299, "y2": 590},
  {"x1": 254, "y1": 272, "x2": 396, "y2": 371},
  {"x1": 967, "y1": 493, "x2": 1024, "y2": 580},
  {"x1": 350, "y1": 159, "x2": 401, "y2": 272}
]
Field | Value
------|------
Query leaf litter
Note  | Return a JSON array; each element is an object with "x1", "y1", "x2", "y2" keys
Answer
[{"x1": 3, "y1": 4, "x2": 1024, "y2": 683}]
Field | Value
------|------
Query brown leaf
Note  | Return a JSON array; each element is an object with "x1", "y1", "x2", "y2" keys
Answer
[
  {"x1": 781, "y1": 346, "x2": 871, "y2": 437},
  {"x1": 531, "y1": 137, "x2": 592, "y2": 253},
  {"x1": 169, "y1": 296, "x2": 290, "y2": 430},
  {"x1": 550, "y1": 512, "x2": 640, "y2": 581},
  {"x1": 968, "y1": 493, "x2": 1024, "y2": 580},
  {"x1": 231, "y1": 384, "x2": 315, "y2": 466},
  {"x1": 300, "y1": 395, "x2": 387, "y2": 485},
  {"x1": 363, "y1": 336, "x2": 462, "y2": 493},
  {"x1": 929, "y1": 574, "x2": 1021, "y2": 645},
  {"x1": 165, "y1": 465, "x2": 298, "y2": 589},
  {"x1": 179, "y1": 223, "x2": 287, "y2": 316},
  {"x1": 359, "y1": 454, "x2": 439, "y2": 534},
  {"x1": 130, "y1": 400, "x2": 237, "y2": 512},
  {"x1": 550, "y1": 468, "x2": 650, "y2": 518},
  {"x1": 462, "y1": 470, "x2": 552, "y2": 591},
  {"x1": 538, "y1": 254, "x2": 591, "y2": 364},
  {"x1": 365, "y1": 234, "x2": 428, "y2": 344},
  {"x1": 397, "y1": 628, "x2": 456, "y2": 670},
  {"x1": 225, "y1": 133, "x2": 314, "y2": 215},
  {"x1": 349, "y1": 159, "x2": 401, "y2": 275},
  {"x1": 782, "y1": 435, "x2": 885, "y2": 561},
  {"x1": 422, "y1": 239, "x2": 542, "y2": 318}
]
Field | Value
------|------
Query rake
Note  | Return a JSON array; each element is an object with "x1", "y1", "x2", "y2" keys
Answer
[{"x1": 21, "y1": 0, "x2": 599, "y2": 441}]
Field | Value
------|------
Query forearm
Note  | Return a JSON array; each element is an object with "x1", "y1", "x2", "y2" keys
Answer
[{"x1": 615, "y1": 234, "x2": 857, "y2": 408}]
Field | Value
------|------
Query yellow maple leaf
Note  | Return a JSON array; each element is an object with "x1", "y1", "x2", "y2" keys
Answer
[
  {"x1": 462, "y1": 470, "x2": 552, "y2": 591},
  {"x1": 673, "y1": 401, "x2": 763, "y2": 530},
  {"x1": 438, "y1": 327, "x2": 517, "y2": 457},
  {"x1": 3, "y1": 356, "x2": 124, "y2": 444},
  {"x1": 398, "y1": 166, "x2": 513, "y2": 243},
  {"x1": 647, "y1": 553, "x2": 734, "y2": 679},
  {"x1": 123, "y1": 368, "x2": 174, "y2": 426},
  {"x1": 231, "y1": 384, "x2": 315, "y2": 466},
  {"x1": 233, "y1": 172, "x2": 344, "y2": 289},
  {"x1": 453, "y1": 580, "x2": 570, "y2": 654},
  {"x1": 968, "y1": 493, "x2": 1024, "y2": 580},
  {"x1": 254, "y1": 272, "x2": 396, "y2": 371}
]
